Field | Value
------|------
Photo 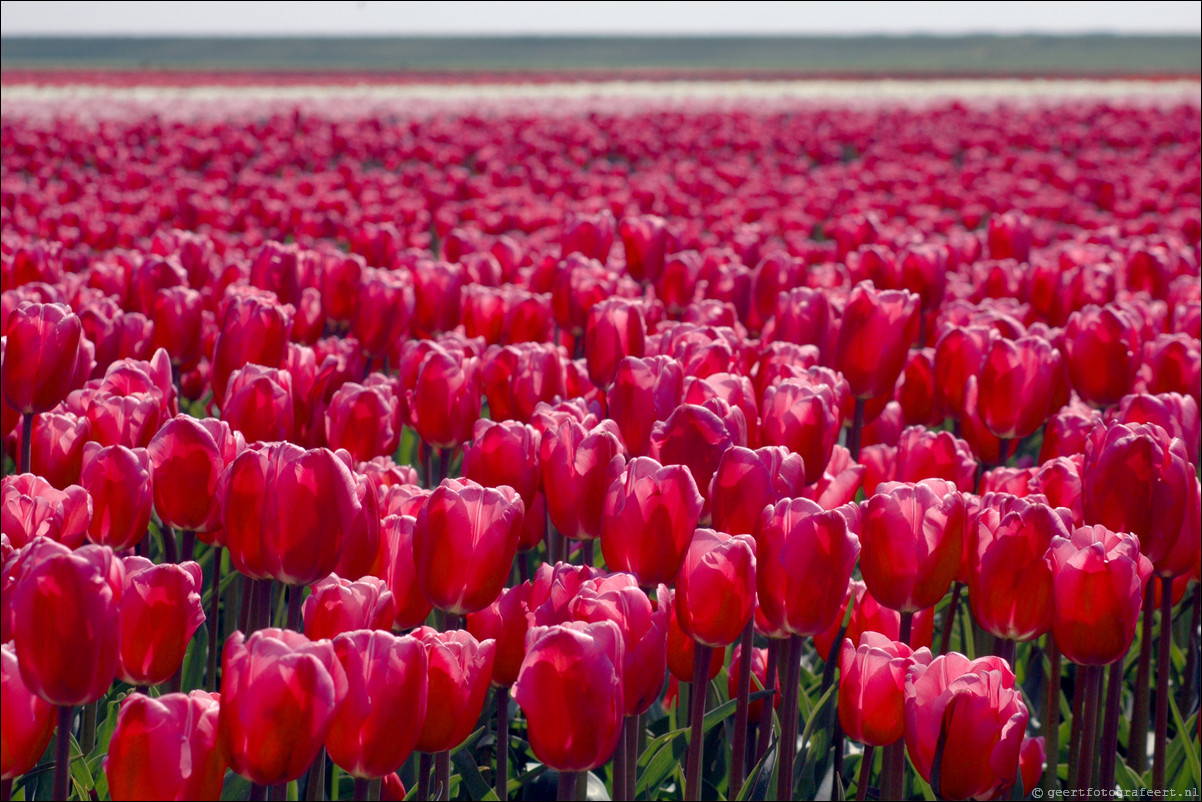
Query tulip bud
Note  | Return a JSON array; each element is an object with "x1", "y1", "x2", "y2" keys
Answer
[
  {"x1": 105, "y1": 691, "x2": 226, "y2": 801},
  {"x1": 116, "y1": 557, "x2": 206, "y2": 686},
  {"x1": 839, "y1": 632, "x2": 932, "y2": 746}
]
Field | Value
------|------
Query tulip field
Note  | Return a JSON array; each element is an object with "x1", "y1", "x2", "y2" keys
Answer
[{"x1": 2, "y1": 74, "x2": 1201, "y2": 802}]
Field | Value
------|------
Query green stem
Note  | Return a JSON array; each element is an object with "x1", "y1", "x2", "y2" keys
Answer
[
  {"x1": 54, "y1": 705, "x2": 73, "y2": 802},
  {"x1": 776, "y1": 635, "x2": 803, "y2": 801},
  {"x1": 686, "y1": 644, "x2": 712, "y2": 802},
  {"x1": 730, "y1": 620, "x2": 754, "y2": 796},
  {"x1": 856, "y1": 744, "x2": 875, "y2": 802},
  {"x1": 20, "y1": 412, "x2": 33, "y2": 475},
  {"x1": 1043, "y1": 640, "x2": 1061, "y2": 794},
  {"x1": 1153, "y1": 576, "x2": 1172, "y2": 791},
  {"x1": 1130, "y1": 584, "x2": 1154, "y2": 774}
]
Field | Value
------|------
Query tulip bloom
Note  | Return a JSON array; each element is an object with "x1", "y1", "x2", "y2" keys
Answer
[
  {"x1": 842, "y1": 580, "x2": 937, "y2": 653},
  {"x1": 710, "y1": 445, "x2": 806, "y2": 536},
  {"x1": 835, "y1": 282, "x2": 921, "y2": 399},
  {"x1": 116, "y1": 557, "x2": 206, "y2": 687},
  {"x1": 674, "y1": 529, "x2": 757, "y2": 647},
  {"x1": 729, "y1": 643, "x2": 779, "y2": 721},
  {"x1": 407, "y1": 349, "x2": 480, "y2": 449},
  {"x1": 585, "y1": 297, "x2": 647, "y2": 388},
  {"x1": 569, "y1": 574, "x2": 669, "y2": 715},
  {"x1": 760, "y1": 377, "x2": 842, "y2": 481},
  {"x1": 210, "y1": 290, "x2": 293, "y2": 403},
  {"x1": 539, "y1": 418, "x2": 623, "y2": 542},
  {"x1": 1045, "y1": 524, "x2": 1153, "y2": 665},
  {"x1": 859, "y1": 480, "x2": 964, "y2": 614},
  {"x1": 466, "y1": 582, "x2": 534, "y2": 687},
  {"x1": 464, "y1": 419, "x2": 541, "y2": 512},
  {"x1": 413, "y1": 479, "x2": 525, "y2": 615},
  {"x1": 606, "y1": 355, "x2": 684, "y2": 457},
  {"x1": 221, "y1": 363, "x2": 296, "y2": 444},
  {"x1": 105, "y1": 691, "x2": 226, "y2": 801},
  {"x1": 1081, "y1": 421, "x2": 1193, "y2": 576},
  {"x1": 968, "y1": 498, "x2": 1070, "y2": 642},
  {"x1": 755, "y1": 497, "x2": 860, "y2": 636},
  {"x1": 839, "y1": 632, "x2": 932, "y2": 746},
  {"x1": 601, "y1": 456, "x2": 704, "y2": 587},
  {"x1": 1, "y1": 473, "x2": 91, "y2": 550},
  {"x1": 2, "y1": 302, "x2": 84, "y2": 414},
  {"x1": 904, "y1": 653, "x2": 1029, "y2": 800},
  {"x1": 380, "y1": 514, "x2": 433, "y2": 630},
  {"x1": 326, "y1": 630, "x2": 428, "y2": 779},
  {"x1": 933, "y1": 326, "x2": 991, "y2": 420},
  {"x1": 1065, "y1": 305, "x2": 1142, "y2": 407},
  {"x1": 513, "y1": 621, "x2": 626, "y2": 773},
  {"x1": 619, "y1": 214, "x2": 673, "y2": 283},
  {"x1": 977, "y1": 336, "x2": 1064, "y2": 440},
  {"x1": 302, "y1": 574, "x2": 397, "y2": 641},
  {"x1": 222, "y1": 443, "x2": 364, "y2": 586},
  {"x1": 352, "y1": 267, "x2": 414, "y2": 359},
  {"x1": 147, "y1": 415, "x2": 245, "y2": 535},
  {"x1": 81, "y1": 443, "x2": 153, "y2": 552},
  {"x1": 411, "y1": 628, "x2": 496, "y2": 754},
  {"x1": 1, "y1": 642, "x2": 56, "y2": 781},
  {"x1": 22, "y1": 410, "x2": 90, "y2": 490},
  {"x1": 325, "y1": 377, "x2": 401, "y2": 462},
  {"x1": 12, "y1": 540, "x2": 124, "y2": 706},
  {"x1": 219, "y1": 628, "x2": 348, "y2": 785}
]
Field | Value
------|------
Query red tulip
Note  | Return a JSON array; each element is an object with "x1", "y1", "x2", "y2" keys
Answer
[
  {"x1": 210, "y1": 289, "x2": 293, "y2": 403},
  {"x1": 760, "y1": 376, "x2": 842, "y2": 481},
  {"x1": 116, "y1": 557, "x2": 206, "y2": 686},
  {"x1": 407, "y1": 348, "x2": 480, "y2": 449},
  {"x1": 649, "y1": 402, "x2": 740, "y2": 511},
  {"x1": 859, "y1": 479, "x2": 964, "y2": 614},
  {"x1": 513, "y1": 621, "x2": 625, "y2": 772},
  {"x1": 411, "y1": 260, "x2": 464, "y2": 338},
  {"x1": 413, "y1": 479, "x2": 524, "y2": 615},
  {"x1": 1, "y1": 473, "x2": 91, "y2": 550},
  {"x1": 222, "y1": 443, "x2": 363, "y2": 586},
  {"x1": 481, "y1": 342, "x2": 567, "y2": 424},
  {"x1": 221, "y1": 363, "x2": 295, "y2": 444},
  {"x1": 802, "y1": 445, "x2": 866, "y2": 511},
  {"x1": 665, "y1": 587, "x2": 725, "y2": 683},
  {"x1": 464, "y1": 419, "x2": 541, "y2": 509},
  {"x1": 149, "y1": 286, "x2": 205, "y2": 371},
  {"x1": 1082, "y1": 421, "x2": 1194, "y2": 576},
  {"x1": 1114, "y1": 392, "x2": 1200, "y2": 465},
  {"x1": 80, "y1": 442, "x2": 153, "y2": 552},
  {"x1": 986, "y1": 211, "x2": 1032, "y2": 262},
  {"x1": 411, "y1": 627, "x2": 495, "y2": 754},
  {"x1": 585, "y1": 297, "x2": 647, "y2": 388},
  {"x1": 322, "y1": 254, "x2": 364, "y2": 325},
  {"x1": 835, "y1": 282, "x2": 921, "y2": 399},
  {"x1": 569, "y1": 574, "x2": 669, "y2": 715},
  {"x1": 1, "y1": 302, "x2": 84, "y2": 414},
  {"x1": 219, "y1": 628, "x2": 348, "y2": 785},
  {"x1": 710, "y1": 445, "x2": 806, "y2": 536},
  {"x1": 326, "y1": 630, "x2": 428, "y2": 779},
  {"x1": 1, "y1": 642, "x2": 56, "y2": 781},
  {"x1": 933, "y1": 325, "x2": 991, "y2": 420},
  {"x1": 904, "y1": 653, "x2": 1029, "y2": 800},
  {"x1": 619, "y1": 214, "x2": 673, "y2": 283},
  {"x1": 561, "y1": 210, "x2": 616, "y2": 263},
  {"x1": 466, "y1": 581, "x2": 533, "y2": 687},
  {"x1": 1139, "y1": 333, "x2": 1200, "y2": 406},
  {"x1": 606, "y1": 355, "x2": 684, "y2": 457},
  {"x1": 352, "y1": 267, "x2": 414, "y2": 359},
  {"x1": 19, "y1": 410, "x2": 90, "y2": 489},
  {"x1": 674, "y1": 528, "x2": 757, "y2": 647},
  {"x1": 601, "y1": 456, "x2": 703, "y2": 587},
  {"x1": 968, "y1": 497, "x2": 1070, "y2": 642},
  {"x1": 839, "y1": 632, "x2": 932, "y2": 746},
  {"x1": 977, "y1": 335, "x2": 1063, "y2": 441},
  {"x1": 302, "y1": 574, "x2": 397, "y2": 641},
  {"x1": 842, "y1": 580, "x2": 937, "y2": 653},
  {"x1": 1065, "y1": 305, "x2": 1142, "y2": 408},
  {"x1": 105, "y1": 691, "x2": 226, "y2": 801},
  {"x1": 539, "y1": 418, "x2": 623, "y2": 542},
  {"x1": 380, "y1": 513, "x2": 433, "y2": 629},
  {"x1": 147, "y1": 415, "x2": 245, "y2": 535},
  {"x1": 325, "y1": 377, "x2": 401, "y2": 463},
  {"x1": 12, "y1": 539, "x2": 124, "y2": 706},
  {"x1": 755, "y1": 497, "x2": 860, "y2": 636},
  {"x1": 1045, "y1": 524, "x2": 1153, "y2": 665}
]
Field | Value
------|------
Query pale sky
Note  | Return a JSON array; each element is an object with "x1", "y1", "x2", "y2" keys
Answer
[{"x1": 2, "y1": 0, "x2": 1200, "y2": 36}]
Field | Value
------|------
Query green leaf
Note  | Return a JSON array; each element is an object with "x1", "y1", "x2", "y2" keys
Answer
[
  {"x1": 734, "y1": 737, "x2": 776, "y2": 801},
  {"x1": 1168, "y1": 691, "x2": 1200, "y2": 788},
  {"x1": 637, "y1": 729, "x2": 689, "y2": 798},
  {"x1": 180, "y1": 626, "x2": 208, "y2": 694},
  {"x1": 795, "y1": 682, "x2": 838, "y2": 772},
  {"x1": 449, "y1": 727, "x2": 486, "y2": 758},
  {"x1": 507, "y1": 763, "x2": 546, "y2": 796},
  {"x1": 451, "y1": 748, "x2": 495, "y2": 800},
  {"x1": 221, "y1": 771, "x2": 253, "y2": 801},
  {"x1": 1116, "y1": 760, "x2": 1146, "y2": 792}
]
